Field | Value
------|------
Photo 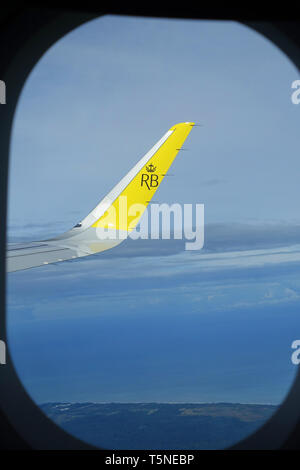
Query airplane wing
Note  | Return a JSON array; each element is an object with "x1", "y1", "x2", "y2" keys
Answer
[{"x1": 7, "y1": 122, "x2": 195, "y2": 272}]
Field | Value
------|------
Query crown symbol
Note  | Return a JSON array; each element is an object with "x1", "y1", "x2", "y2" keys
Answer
[{"x1": 145, "y1": 163, "x2": 156, "y2": 173}]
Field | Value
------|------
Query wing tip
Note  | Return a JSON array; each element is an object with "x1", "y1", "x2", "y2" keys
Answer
[{"x1": 169, "y1": 122, "x2": 195, "y2": 131}]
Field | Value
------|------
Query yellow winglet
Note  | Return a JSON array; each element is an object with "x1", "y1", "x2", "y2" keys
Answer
[{"x1": 92, "y1": 122, "x2": 195, "y2": 231}]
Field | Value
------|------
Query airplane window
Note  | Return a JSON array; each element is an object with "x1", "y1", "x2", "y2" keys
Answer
[{"x1": 6, "y1": 15, "x2": 300, "y2": 449}]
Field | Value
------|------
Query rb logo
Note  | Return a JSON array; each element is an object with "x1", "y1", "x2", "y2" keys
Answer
[{"x1": 141, "y1": 163, "x2": 159, "y2": 190}]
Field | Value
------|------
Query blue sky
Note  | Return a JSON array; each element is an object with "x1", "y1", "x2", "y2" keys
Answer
[
  {"x1": 6, "y1": 14, "x2": 300, "y2": 420},
  {"x1": 8, "y1": 16, "x2": 300, "y2": 232}
]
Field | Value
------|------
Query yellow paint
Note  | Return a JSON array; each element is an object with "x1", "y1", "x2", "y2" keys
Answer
[{"x1": 92, "y1": 122, "x2": 194, "y2": 231}]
